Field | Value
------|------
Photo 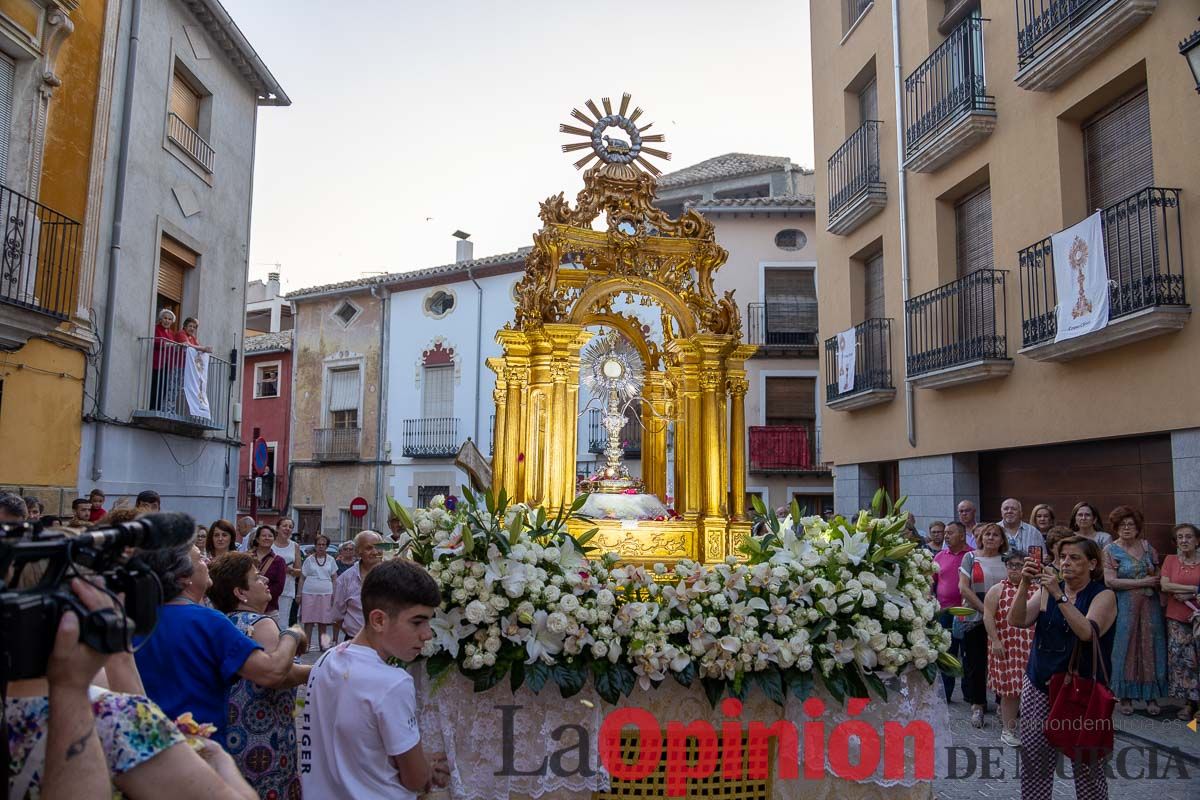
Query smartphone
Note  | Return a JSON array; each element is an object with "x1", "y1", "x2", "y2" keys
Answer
[{"x1": 1029, "y1": 545, "x2": 1043, "y2": 567}]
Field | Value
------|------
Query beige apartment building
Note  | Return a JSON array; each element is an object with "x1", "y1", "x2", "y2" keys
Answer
[
  {"x1": 656, "y1": 154, "x2": 831, "y2": 514},
  {"x1": 810, "y1": 0, "x2": 1200, "y2": 548}
]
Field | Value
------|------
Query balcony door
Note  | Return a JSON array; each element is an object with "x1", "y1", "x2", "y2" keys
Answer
[
  {"x1": 421, "y1": 364, "x2": 454, "y2": 420},
  {"x1": 863, "y1": 252, "x2": 885, "y2": 321},
  {"x1": 765, "y1": 376, "x2": 816, "y2": 470},
  {"x1": 955, "y1": 185, "x2": 995, "y2": 354},
  {"x1": 764, "y1": 269, "x2": 817, "y2": 346},
  {"x1": 1084, "y1": 87, "x2": 1154, "y2": 311},
  {"x1": 857, "y1": 78, "x2": 877, "y2": 127}
]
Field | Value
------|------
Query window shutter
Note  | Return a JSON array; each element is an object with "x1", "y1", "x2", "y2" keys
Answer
[
  {"x1": 955, "y1": 186, "x2": 993, "y2": 276},
  {"x1": 765, "y1": 269, "x2": 817, "y2": 337},
  {"x1": 157, "y1": 254, "x2": 185, "y2": 303},
  {"x1": 858, "y1": 78, "x2": 878, "y2": 125},
  {"x1": 1084, "y1": 88, "x2": 1152, "y2": 211},
  {"x1": 0, "y1": 54, "x2": 14, "y2": 180},
  {"x1": 328, "y1": 368, "x2": 360, "y2": 412},
  {"x1": 864, "y1": 253, "x2": 885, "y2": 320},
  {"x1": 170, "y1": 71, "x2": 201, "y2": 130},
  {"x1": 421, "y1": 365, "x2": 454, "y2": 418},
  {"x1": 765, "y1": 377, "x2": 815, "y2": 424}
]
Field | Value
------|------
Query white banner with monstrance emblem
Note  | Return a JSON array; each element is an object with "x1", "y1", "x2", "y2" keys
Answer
[
  {"x1": 836, "y1": 326, "x2": 856, "y2": 394},
  {"x1": 1052, "y1": 211, "x2": 1110, "y2": 343}
]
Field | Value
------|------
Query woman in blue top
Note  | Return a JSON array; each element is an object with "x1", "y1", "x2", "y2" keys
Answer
[
  {"x1": 1009, "y1": 535, "x2": 1116, "y2": 800},
  {"x1": 134, "y1": 542, "x2": 308, "y2": 746}
]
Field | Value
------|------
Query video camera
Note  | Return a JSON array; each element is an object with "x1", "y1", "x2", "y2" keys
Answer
[{"x1": 0, "y1": 512, "x2": 196, "y2": 682}]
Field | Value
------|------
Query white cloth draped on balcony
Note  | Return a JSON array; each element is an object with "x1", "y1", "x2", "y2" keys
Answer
[
  {"x1": 183, "y1": 347, "x2": 211, "y2": 419},
  {"x1": 1052, "y1": 211, "x2": 1110, "y2": 343},
  {"x1": 836, "y1": 327, "x2": 857, "y2": 393}
]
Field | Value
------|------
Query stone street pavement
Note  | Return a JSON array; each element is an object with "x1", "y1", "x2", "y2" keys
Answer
[{"x1": 933, "y1": 698, "x2": 1200, "y2": 800}]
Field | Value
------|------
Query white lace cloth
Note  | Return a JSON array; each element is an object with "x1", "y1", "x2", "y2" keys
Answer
[{"x1": 415, "y1": 669, "x2": 948, "y2": 800}]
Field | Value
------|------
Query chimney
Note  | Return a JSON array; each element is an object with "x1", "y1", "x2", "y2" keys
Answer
[
  {"x1": 267, "y1": 272, "x2": 280, "y2": 298},
  {"x1": 453, "y1": 230, "x2": 473, "y2": 263}
]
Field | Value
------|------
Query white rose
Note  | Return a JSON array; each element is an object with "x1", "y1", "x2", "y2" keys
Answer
[
  {"x1": 489, "y1": 595, "x2": 509, "y2": 611},
  {"x1": 704, "y1": 617, "x2": 721, "y2": 634},
  {"x1": 417, "y1": 517, "x2": 436, "y2": 535},
  {"x1": 900, "y1": 606, "x2": 915, "y2": 621},
  {"x1": 591, "y1": 641, "x2": 609, "y2": 659},
  {"x1": 558, "y1": 594, "x2": 581, "y2": 613},
  {"x1": 484, "y1": 637, "x2": 501, "y2": 653},
  {"x1": 430, "y1": 494, "x2": 445, "y2": 507},
  {"x1": 464, "y1": 600, "x2": 489, "y2": 625},
  {"x1": 462, "y1": 577, "x2": 478, "y2": 592},
  {"x1": 546, "y1": 611, "x2": 569, "y2": 634},
  {"x1": 542, "y1": 585, "x2": 562, "y2": 603},
  {"x1": 861, "y1": 590, "x2": 878, "y2": 608},
  {"x1": 596, "y1": 589, "x2": 616, "y2": 607},
  {"x1": 818, "y1": 597, "x2": 838, "y2": 616},
  {"x1": 882, "y1": 602, "x2": 900, "y2": 621}
]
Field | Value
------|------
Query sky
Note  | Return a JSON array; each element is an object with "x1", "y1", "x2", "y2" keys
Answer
[{"x1": 223, "y1": 0, "x2": 815, "y2": 293}]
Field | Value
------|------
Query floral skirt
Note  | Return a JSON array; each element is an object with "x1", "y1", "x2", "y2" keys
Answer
[{"x1": 1166, "y1": 618, "x2": 1199, "y2": 704}]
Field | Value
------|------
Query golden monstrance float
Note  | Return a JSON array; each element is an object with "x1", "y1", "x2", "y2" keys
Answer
[{"x1": 487, "y1": 93, "x2": 757, "y2": 566}]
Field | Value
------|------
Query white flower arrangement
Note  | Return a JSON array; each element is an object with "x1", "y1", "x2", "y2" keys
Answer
[{"x1": 390, "y1": 488, "x2": 960, "y2": 707}]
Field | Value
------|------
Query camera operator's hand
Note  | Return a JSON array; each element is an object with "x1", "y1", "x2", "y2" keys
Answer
[{"x1": 47, "y1": 578, "x2": 118, "y2": 689}]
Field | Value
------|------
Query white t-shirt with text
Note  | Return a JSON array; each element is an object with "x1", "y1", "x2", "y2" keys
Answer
[{"x1": 300, "y1": 643, "x2": 421, "y2": 800}]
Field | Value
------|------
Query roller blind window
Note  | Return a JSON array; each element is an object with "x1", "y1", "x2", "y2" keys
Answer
[
  {"x1": 765, "y1": 377, "x2": 816, "y2": 426},
  {"x1": 157, "y1": 236, "x2": 197, "y2": 318},
  {"x1": 1084, "y1": 88, "x2": 1152, "y2": 211},
  {"x1": 0, "y1": 54, "x2": 14, "y2": 181},
  {"x1": 864, "y1": 253, "x2": 885, "y2": 321},
  {"x1": 422, "y1": 365, "x2": 454, "y2": 419},
  {"x1": 765, "y1": 269, "x2": 817, "y2": 336},
  {"x1": 170, "y1": 71, "x2": 201, "y2": 130},
  {"x1": 955, "y1": 186, "x2": 993, "y2": 277},
  {"x1": 328, "y1": 367, "x2": 360, "y2": 413}
]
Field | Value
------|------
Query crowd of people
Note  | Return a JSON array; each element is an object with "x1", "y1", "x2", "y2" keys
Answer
[
  {"x1": 924, "y1": 497, "x2": 1200, "y2": 797},
  {"x1": 4, "y1": 489, "x2": 1198, "y2": 800}
]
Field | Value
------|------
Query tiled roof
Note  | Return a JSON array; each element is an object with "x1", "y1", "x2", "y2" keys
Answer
[
  {"x1": 180, "y1": 1, "x2": 289, "y2": 105},
  {"x1": 288, "y1": 248, "x2": 530, "y2": 300},
  {"x1": 657, "y1": 153, "x2": 806, "y2": 190},
  {"x1": 688, "y1": 194, "x2": 816, "y2": 212},
  {"x1": 244, "y1": 330, "x2": 292, "y2": 353}
]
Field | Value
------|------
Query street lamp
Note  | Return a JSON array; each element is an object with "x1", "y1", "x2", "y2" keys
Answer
[{"x1": 1181, "y1": 18, "x2": 1200, "y2": 94}]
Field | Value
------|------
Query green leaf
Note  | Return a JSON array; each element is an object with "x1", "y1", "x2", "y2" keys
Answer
[
  {"x1": 570, "y1": 493, "x2": 588, "y2": 512},
  {"x1": 461, "y1": 485, "x2": 477, "y2": 509},
  {"x1": 753, "y1": 669, "x2": 785, "y2": 707},
  {"x1": 425, "y1": 651, "x2": 453, "y2": 680},
  {"x1": 462, "y1": 528, "x2": 476, "y2": 557},
  {"x1": 553, "y1": 662, "x2": 587, "y2": 698},
  {"x1": 575, "y1": 527, "x2": 598, "y2": 547},
  {"x1": 507, "y1": 509, "x2": 524, "y2": 545},
  {"x1": 862, "y1": 670, "x2": 888, "y2": 702},
  {"x1": 484, "y1": 487, "x2": 496, "y2": 516},
  {"x1": 809, "y1": 618, "x2": 832, "y2": 640},
  {"x1": 701, "y1": 676, "x2": 726, "y2": 708},
  {"x1": 871, "y1": 487, "x2": 885, "y2": 517},
  {"x1": 750, "y1": 494, "x2": 768, "y2": 518},
  {"x1": 790, "y1": 498, "x2": 802, "y2": 524},
  {"x1": 671, "y1": 662, "x2": 697, "y2": 688},
  {"x1": 920, "y1": 664, "x2": 938, "y2": 686},
  {"x1": 842, "y1": 666, "x2": 870, "y2": 699},
  {"x1": 509, "y1": 660, "x2": 526, "y2": 693},
  {"x1": 731, "y1": 672, "x2": 747, "y2": 701},
  {"x1": 525, "y1": 661, "x2": 551, "y2": 694},
  {"x1": 594, "y1": 664, "x2": 624, "y2": 705},
  {"x1": 465, "y1": 666, "x2": 503, "y2": 693},
  {"x1": 612, "y1": 662, "x2": 636, "y2": 698},
  {"x1": 786, "y1": 670, "x2": 814, "y2": 701},
  {"x1": 535, "y1": 507, "x2": 547, "y2": 529},
  {"x1": 822, "y1": 669, "x2": 847, "y2": 705}
]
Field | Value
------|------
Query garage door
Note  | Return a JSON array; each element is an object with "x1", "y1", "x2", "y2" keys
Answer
[{"x1": 979, "y1": 434, "x2": 1174, "y2": 553}]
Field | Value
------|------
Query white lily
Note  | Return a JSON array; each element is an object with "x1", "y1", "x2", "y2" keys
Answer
[
  {"x1": 841, "y1": 530, "x2": 871, "y2": 566},
  {"x1": 429, "y1": 607, "x2": 477, "y2": 658},
  {"x1": 525, "y1": 610, "x2": 565, "y2": 665}
]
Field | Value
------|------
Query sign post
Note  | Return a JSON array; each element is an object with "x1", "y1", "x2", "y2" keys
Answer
[{"x1": 349, "y1": 496, "x2": 369, "y2": 526}]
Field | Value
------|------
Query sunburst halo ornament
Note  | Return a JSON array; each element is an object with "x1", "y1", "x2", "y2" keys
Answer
[
  {"x1": 560, "y1": 92, "x2": 671, "y2": 176},
  {"x1": 581, "y1": 332, "x2": 643, "y2": 404}
]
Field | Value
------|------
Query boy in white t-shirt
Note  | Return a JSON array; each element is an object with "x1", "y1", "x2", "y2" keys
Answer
[{"x1": 300, "y1": 558, "x2": 448, "y2": 799}]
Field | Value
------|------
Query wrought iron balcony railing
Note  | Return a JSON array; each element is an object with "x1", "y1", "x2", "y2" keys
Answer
[
  {"x1": 747, "y1": 300, "x2": 819, "y2": 350},
  {"x1": 237, "y1": 474, "x2": 283, "y2": 512},
  {"x1": 906, "y1": 269, "x2": 1009, "y2": 376},
  {"x1": 0, "y1": 184, "x2": 81, "y2": 320},
  {"x1": 167, "y1": 112, "x2": 215, "y2": 172},
  {"x1": 749, "y1": 425, "x2": 829, "y2": 474},
  {"x1": 829, "y1": 120, "x2": 882, "y2": 221},
  {"x1": 1019, "y1": 187, "x2": 1185, "y2": 348},
  {"x1": 314, "y1": 427, "x2": 361, "y2": 461},
  {"x1": 587, "y1": 408, "x2": 642, "y2": 457},
  {"x1": 904, "y1": 15, "x2": 993, "y2": 158},
  {"x1": 1016, "y1": 0, "x2": 1107, "y2": 68},
  {"x1": 402, "y1": 417, "x2": 460, "y2": 458},
  {"x1": 824, "y1": 318, "x2": 894, "y2": 403},
  {"x1": 133, "y1": 337, "x2": 232, "y2": 431}
]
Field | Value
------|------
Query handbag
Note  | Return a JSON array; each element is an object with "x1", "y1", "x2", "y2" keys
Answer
[{"x1": 1045, "y1": 620, "x2": 1116, "y2": 760}]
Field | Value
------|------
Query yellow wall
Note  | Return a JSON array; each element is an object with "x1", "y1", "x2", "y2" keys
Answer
[
  {"x1": 810, "y1": 2, "x2": 1200, "y2": 466},
  {"x1": 0, "y1": 0, "x2": 108, "y2": 496},
  {"x1": 0, "y1": 340, "x2": 85, "y2": 506}
]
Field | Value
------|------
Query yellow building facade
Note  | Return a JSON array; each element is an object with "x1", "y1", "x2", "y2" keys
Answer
[{"x1": 0, "y1": 0, "x2": 116, "y2": 510}]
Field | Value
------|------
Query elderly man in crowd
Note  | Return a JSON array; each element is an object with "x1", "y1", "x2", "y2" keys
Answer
[
  {"x1": 956, "y1": 500, "x2": 980, "y2": 548},
  {"x1": 998, "y1": 497, "x2": 1044, "y2": 553},
  {"x1": 235, "y1": 515, "x2": 256, "y2": 551},
  {"x1": 331, "y1": 530, "x2": 384, "y2": 641}
]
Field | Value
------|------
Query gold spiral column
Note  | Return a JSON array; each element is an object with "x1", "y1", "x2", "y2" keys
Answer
[
  {"x1": 640, "y1": 371, "x2": 669, "y2": 501},
  {"x1": 487, "y1": 358, "x2": 508, "y2": 491}
]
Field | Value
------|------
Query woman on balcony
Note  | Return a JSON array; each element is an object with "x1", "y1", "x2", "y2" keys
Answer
[
  {"x1": 1104, "y1": 506, "x2": 1167, "y2": 715},
  {"x1": 151, "y1": 309, "x2": 183, "y2": 412},
  {"x1": 248, "y1": 525, "x2": 286, "y2": 618},
  {"x1": 179, "y1": 317, "x2": 213, "y2": 354}
]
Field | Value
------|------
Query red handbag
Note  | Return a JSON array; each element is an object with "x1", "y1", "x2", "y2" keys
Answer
[{"x1": 1045, "y1": 620, "x2": 1116, "y2": 760}]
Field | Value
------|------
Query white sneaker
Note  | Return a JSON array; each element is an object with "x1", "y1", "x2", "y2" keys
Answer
[{"x1": 1000, "y1": 729, "x2": 1021, "y2": 747}]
